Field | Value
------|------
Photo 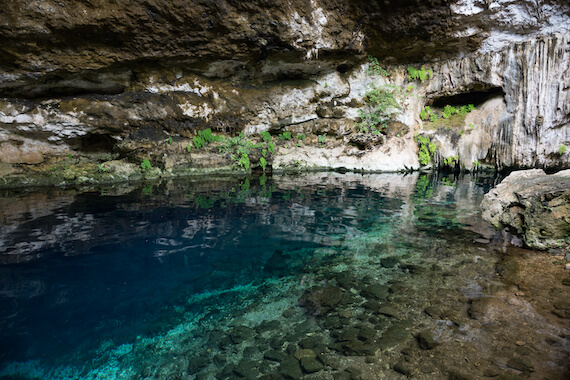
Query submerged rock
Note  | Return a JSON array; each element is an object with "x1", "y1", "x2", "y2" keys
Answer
[
  {"x1": 481, "y1": 169, "x2": 570, "y2": 250},
  {"x1": 299, "y1": 285, "x2": 344, "y2": 316}
]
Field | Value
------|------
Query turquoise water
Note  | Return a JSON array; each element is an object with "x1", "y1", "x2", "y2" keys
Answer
[{"x1": 0, "y1": 172, "x2": 503, "y2": 379}]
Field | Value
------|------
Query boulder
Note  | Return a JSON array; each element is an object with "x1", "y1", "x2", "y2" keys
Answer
[{"x1": 481, "y1": 169, "x2": 570, "y2": 250}]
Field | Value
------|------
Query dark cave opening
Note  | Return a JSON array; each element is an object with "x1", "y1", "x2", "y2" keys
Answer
[
  {"x1": 77, "y1": 133, "x2": 118, "y2": 153},
  {"x1": 430, "y1": 86, "x2": 505, "y2": 107}
]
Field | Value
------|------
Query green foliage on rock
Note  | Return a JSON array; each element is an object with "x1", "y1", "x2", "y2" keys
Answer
[
  {"x1": 366, "y1": 55, "x2": 389, "y2": 77},
  {"x1": 141, "y1": 159, "x2": 152, "y2": 170},
  {"x1": 558, "y1": 145, "x2": 567, "y2": 155},
  {"x1": 259, "y1": 156, "x2": 267, "y2": 171},
  {"x1": 420, "y1": 106, "x2": 432, "y2": 121},
  {"x1": 415, "y1": 134, "x2": 436, "y2": 166},
  {"x1": 260, "y1": 131, "x2": 272, "y2": 143},
  {"x1": 444, "y1": 155, "x2": 459, "y2": 167},
  {"x1": 442, "y1": 105, "x2": 456, "y2": 119},
  {"x1": 357, "y1": 84, "x2": 401, "y2": 134},
  {"x1": 407, "y1": 66, "x2": 433, "y2": 83}
]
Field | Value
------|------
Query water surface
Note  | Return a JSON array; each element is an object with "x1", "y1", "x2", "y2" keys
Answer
[{"x1": 1, "y1": 172, "x2": 567, "y2": 379}]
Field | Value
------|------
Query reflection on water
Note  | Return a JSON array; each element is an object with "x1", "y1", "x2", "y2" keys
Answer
[{"x1": 0, "y1": 172, "x2": 568, "y2": 379}]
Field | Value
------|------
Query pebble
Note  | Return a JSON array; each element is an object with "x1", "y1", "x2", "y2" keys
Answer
[{"x1": 515, "y1": 340, "x2": 525, "y2": 346}]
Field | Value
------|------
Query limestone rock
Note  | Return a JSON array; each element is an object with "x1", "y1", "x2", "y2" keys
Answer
[{"x1": 481, "y1": 169, "x2": 570, "y2": 250}]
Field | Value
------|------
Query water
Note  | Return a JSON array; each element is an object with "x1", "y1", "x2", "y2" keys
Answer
[{"x1": 0, "y1": 172, "x2": 567, "y2": 379}]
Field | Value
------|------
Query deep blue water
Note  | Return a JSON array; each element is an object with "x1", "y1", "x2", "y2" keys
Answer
[{"x1": 0, "y1": 172, "x2": 498, "y2": 379}]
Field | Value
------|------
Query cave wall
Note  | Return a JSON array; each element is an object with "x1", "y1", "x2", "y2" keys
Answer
[{"x1": 0, "y1": 0, "x2": 569, "y2": 179}]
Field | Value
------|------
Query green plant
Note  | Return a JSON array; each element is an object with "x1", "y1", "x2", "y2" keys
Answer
[
  {"x1": 193, "y1": 128, "x2": 221, "y2": 149},
  {"x1": 279, "y1": 132, "x2": 292, "y2": 140},
  {"x1": 442, "y1": 105, "x2": 456, "y2": 119},
  {"x1": 415, "y1": 135, "x2": 436, "y2": 165},
  {"x1": 97, "y1": 164, "x2": 108, "y2": 173},
  {"x1": 429, "y1": 114, "x2": 437, "y2": 122},
  {"x1": 558, "y1": 145, "x2": 567, "y2": 155},
  {"x1": 141, "y1": 159, "x2": 152, "y2": 170},
  {"x1": 260, "y1": 131, "x2": 272, "y2": 143},
  {"x1": 168, "y1": 137, "x2": 173, "y2": 144},
  {"x1": 407, "y1": 66, "x2": 433, "y2": 83},
  {"x1": 407, "y1": 84, "x2": 415, "y2": 92},
  {"x1": 259, "y1": 156, "x2": 267, "y2": 171},
  {"x1": 357, "y1": 84, "x2": 400, "y2": 133},
  {"x1": 142, "y1": 185, "x2": 153, "y2": 195},
  {"x1": 469, "y1": 123, "x2": 475, "y2": 130},
  {"x1": 237, "y1": 153, "x2": 250, "y2": 170},
  {"x1": 186, "y1": 143, "x2": 192, "y2": 152},
  {"x1": 193, "y1": 135, "x2": 205, "y2": 149},
  {"x1": 420, "y1": 106, "x2": 432, "y2": 121},
  {"x1": 473, "y1": 160, "x2": 480, "y2": 168},
  {"x1": 444, "y1": 155, "x2": 459, "y2": 166},
  {"x1": 268, "y1": 142, "x2": 275, "y2": 155},
  {"x1": 318, "y1": 134, "x2": 327, "y2": 146},
  {"x1": 366, "y1": 55, "x2": 389, "y2": 77},
  {"x1": 67, "y1": 153, "x2": 73, "y2": 159},
  {"x1": 296, "y1": 133, "x2": 306, "y2": 142}
]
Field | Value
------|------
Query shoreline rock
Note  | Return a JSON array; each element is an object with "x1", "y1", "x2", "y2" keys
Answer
[{"x1": 481, "y1": 169, "x2": 570, "y2": 250}]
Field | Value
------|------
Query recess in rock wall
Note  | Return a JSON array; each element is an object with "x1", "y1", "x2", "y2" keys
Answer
[
  {"x1": 77, "y1": 134, "x2": 118, "y2": 153},
  {"x1": 430, "y1": 87, "x2": 505, "y2": 108}
]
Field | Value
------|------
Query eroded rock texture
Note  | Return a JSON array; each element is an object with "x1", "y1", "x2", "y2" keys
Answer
[
  {"x1": 481, "y1": 169, "x2": 570, "y2": 250},
  {"x1": 0, "y1": 0, "x2": 569, "y2": 182}
]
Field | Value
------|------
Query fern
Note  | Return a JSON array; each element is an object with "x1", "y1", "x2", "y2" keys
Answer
[
  {"x1": 259, "y1": 156, "x2": 267, "y2": 171},
  {"x1": 407, "y1": 66, "x2": 433, "y2": 83}
]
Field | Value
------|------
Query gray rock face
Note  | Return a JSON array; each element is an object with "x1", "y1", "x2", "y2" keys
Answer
[
  {"x1": 481, "y1": 169, "x2": 570, "y2": 250},
  {"x1": 0, "y1": 1, "x2": 569, "y2": 184},
  {"x1": 426, "y1": 31, "x2": 570, "y2": 170}
]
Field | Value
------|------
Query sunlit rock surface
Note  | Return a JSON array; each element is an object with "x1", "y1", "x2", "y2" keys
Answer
[{"x1": 481, "y1": 169, "x2": 570, "y2": 250}]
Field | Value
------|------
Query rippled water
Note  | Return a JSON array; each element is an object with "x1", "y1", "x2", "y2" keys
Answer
[{"x1": 0, "y1": 172, "x2": 567, "y2": 379}]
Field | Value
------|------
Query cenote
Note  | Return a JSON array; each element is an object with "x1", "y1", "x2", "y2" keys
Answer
[{"x1": 1, "y1": 172, "x2": 568, "y2": 380}]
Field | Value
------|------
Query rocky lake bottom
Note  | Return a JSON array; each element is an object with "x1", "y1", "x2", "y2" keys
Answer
[{"x1": 0, "y1": 172, "x2": 568, "y2": 380}]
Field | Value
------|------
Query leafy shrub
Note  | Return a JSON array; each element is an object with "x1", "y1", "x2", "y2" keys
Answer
[
  {"x1": 141, "y1": 159, "x2": 152, "y2": 170},
  {"x1": 415, "y1": 135, "x2": 436, "y2": 166},
  {"x1": 407, "y1": 66, "x2": 433, "y2": 83},
  {"x1": 429, "y1": 113, "x2": 437, "y2": 122},
  {"x1": 260, "y1": 131, "x2": 272, "y2": 143},
  {"x1": 357, "y1": 84, "x2": 400, "y2": 133},
  {"x1": 442, "y1": 105, "x2": 456, "y2": 119},
  {"x1": 279, "y1": 132, "x2": 292, "y2": 140},
  {"x1": 268, "y1": 142, "x2": 275, "y2": 155},
  {"x1": 237, "y1": 153, "x2": 250, "y2": 170},
  {"x1": 420, "y1": 106, "x2": 432, "y2": 121}
]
